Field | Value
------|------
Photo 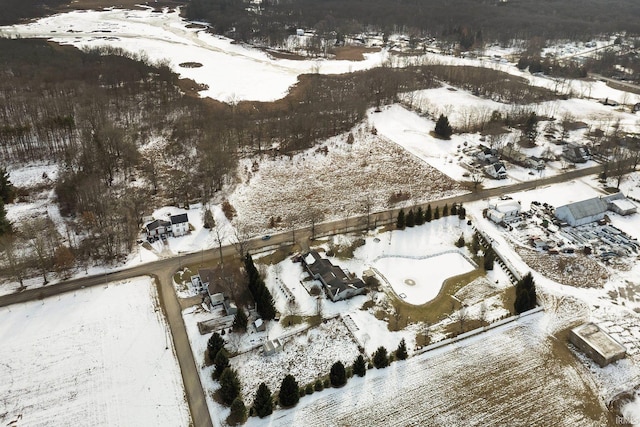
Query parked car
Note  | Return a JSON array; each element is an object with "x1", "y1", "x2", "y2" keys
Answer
[{"x1": 261, "y1": 235, "x2": 271, "y2": 241}]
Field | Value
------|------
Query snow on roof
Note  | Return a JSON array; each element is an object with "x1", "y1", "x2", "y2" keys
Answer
[
  {"x1": 610, "y1": 199, "x2": 637, "y2": 213},
  {"x1": 556, "y1": 197, "x2": 608, "y2": 221},
  {"x1": 570, "y1": 323, "x2": 626, "y2": 363},
  {"x1": 489, "y1": 199, "x2": 521, "y2": 214},
  {"x1": 304, "y1": 253, "x2": 316, "y2": 266},
  {"x1": 170, "y1": 213, "x2": 188, "y2": 224}
]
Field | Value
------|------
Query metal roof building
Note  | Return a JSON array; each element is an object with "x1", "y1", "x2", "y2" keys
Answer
[{"x1": 555, "y1": 197, "x2": 608, "y2": 226}]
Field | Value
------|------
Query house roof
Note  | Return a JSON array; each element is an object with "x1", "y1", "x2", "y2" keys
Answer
[
  {"x1": 145, "y1": 219, "x2": 170, "y2": 231},
  {"x1": 571, "y1": 323, "x2": 626, "y2": 361},
  {"x1": 303, "y1": 251, "x2": 366, "y2": 298},
  {"x1": 556, "y1": 197, "x2": 608, "y2": 221},
  {"x1": 170, "y1": 213, "x2": 188, "y2": 225}
]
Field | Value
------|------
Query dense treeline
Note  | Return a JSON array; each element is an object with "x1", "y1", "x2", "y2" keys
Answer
[
  {"x1": 0, "y1": 0, "x2": 69, "y2": 25},
  {"x1": 185, "y1": 0, "x2": 640, "y2": 45},
  {"x1": 0, "y1": 38, "x2": 237, "y2": 266}
]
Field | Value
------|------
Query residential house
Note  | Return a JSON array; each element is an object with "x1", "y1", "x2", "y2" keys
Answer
[
  {"x1": 487, "y1": 199, "x2": 521, "y2": 224},
  {"x1": 475, "y1": 144, "x2": 499, "y2": 164},
  {"x1": 191, "y1": 274, "x2": 206, "y2": 293},
  {"x1": 562, "y1": 144, "x2": 591, "y2": 163},
  {"x1": 484, "y1": 162, "x2": 507, "y2": 179},
  {"x1": 254, "y1": 318, "x2": 266, "y2": 332},
  {"x1": 170, "y1": 213, "x2": 189, "y2": 237},
  {"x1": 145, "y1": 219, "x2": 171, "y2": 240},
  {"x1": 555, "y1": 197, "x2": 608, "y2": 226},
  {"x1": 263, "y1": 339, "x2": 283, "y2": 356},
  {"x1": 501, "y1": 143, "x2": 527, "y2": 165},
  {"x1": 526, "y1": 156, "x2": 546, "y2": 170},
  {"x1": 302, "y1": 251, "x2": 367, "y2": 302}
]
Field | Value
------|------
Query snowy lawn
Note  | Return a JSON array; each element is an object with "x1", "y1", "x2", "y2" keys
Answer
[{"x1": 0, "y1": 277, "x2": 190, "y2": 427}]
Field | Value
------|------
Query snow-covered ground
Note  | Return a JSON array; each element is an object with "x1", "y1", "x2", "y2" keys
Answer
[
  {"x1": 0, "y1": 276, "x2": 190, "y2": 426},
  {"x1": 0, "y1": 8, "x2": 387, "y2": 102}
]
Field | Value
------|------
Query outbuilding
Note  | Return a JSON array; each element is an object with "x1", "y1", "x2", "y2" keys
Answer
[
  {"x1": 554, "y1": 197, "x2": 608, "y2": 226},
  {"x1": 569, "y1": 323, "x2": 626, "y2": 367}
]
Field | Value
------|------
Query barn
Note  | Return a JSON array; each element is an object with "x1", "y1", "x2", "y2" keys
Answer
[{"x1": 554, "y1": 197, "x2": 608, "y2": 226}]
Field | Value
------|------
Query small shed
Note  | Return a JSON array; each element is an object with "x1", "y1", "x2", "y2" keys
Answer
[
  {"x1": 569, "y1": 323, "x2": 626, "y2": 367},
  {"x1": 254, "y1": 318, "x2": 266, "y2": 332},
  {"x1": 263, "y1": 339, "x2": 283, "y2": 356},
  {"x1": 209, "y1": 292, "x2": 225, "y2": 307}
]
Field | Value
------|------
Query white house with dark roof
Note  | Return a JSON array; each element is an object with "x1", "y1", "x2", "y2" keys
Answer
[
  {"x1": 170, "y1": 213, "x2": 189, "y2": 236},
  {"x1": 145, "y1": 219, "x2": 171, "y2": 239},
  {"x1": 484, "y1": 162, "x2": 507, "y2": 179}
]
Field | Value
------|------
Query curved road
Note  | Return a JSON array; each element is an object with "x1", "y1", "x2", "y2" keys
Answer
[{"x1": 0, "y1": 162, "x2": 606, "y2": 426}]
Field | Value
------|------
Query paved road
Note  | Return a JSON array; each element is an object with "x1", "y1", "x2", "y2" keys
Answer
[{"x1": 0, "y1": 161, "x2": 606, "y2": 426}]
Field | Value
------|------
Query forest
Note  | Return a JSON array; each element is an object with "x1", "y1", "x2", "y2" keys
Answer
[
  {"x1": 0, "y1": 31, "x2": 563, "y2": 283},
  {"x1": 185, "y1": 0, "x2": 640, "y2": 46}
]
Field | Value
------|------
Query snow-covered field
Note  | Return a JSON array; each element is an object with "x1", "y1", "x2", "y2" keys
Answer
[
  {"x1": 0, "y1": 277, "x2": 190, "y2": 426},
  {"x1": 0, "y1": 8, "x2": 386, "y2": 102},
  {"x1": 244, "y1": 314, "x2": 609, "y2": 427}
]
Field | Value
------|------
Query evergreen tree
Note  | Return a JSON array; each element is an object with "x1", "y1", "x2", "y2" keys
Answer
[
  {"x1": 442, "y1": 203, "x2": 449, "y2": 217},
  {"x1": 253, "y1": 382, "x2": 273, "y2": 418},
  {"x1": 219, "y1": 368, "x2": 241, "y2": 406},
  {"x1": 329, "y1": 361, "x2": 347, "y2": 387},
  {"x1": 233, "y1": 308, "x2": 248, "y2": 332},
  {"x1": 415, "y1": 206, "x2": 424, "y2": 225},
  {"x1": 228, "y1": 398, "x2": 247, "y2": 425},
  {"x1": 514, "y1": 272, "x2": 537, "y2": 314},
  {"x1": 372, "y1": 346, "x2": 389, "y2": 369},
  {"x1": 396, "y1": 208, "x2": 405, "y2": 229},
  {"x1": 279, "y1": 374, "x2": 300, "y2": 407},
  {"x1": 0, "y1": 168, "x2": 15, "y2": 204},
  {"x1": 458, "y1": 204, "x2": 466, "y2": 220},
  {"x1": 353, "y1": 354, "x2": 366, "y2": 377},
  {"x1": 245, "y1": 254, "x2": 277, "y2": 320},
  {"x1": 406, "y1": 209, "x2": 415, "y2": 227},
  {"x1": 207, "y1": 332, "x2": 225, "y2": 360},
  {"x1": 434, "y1": 206, "x2": 440, "y2": 220},
  {"x1": 425, "y1": 204, "x2": 432, "y2": 222},
  {"x1": 483, "y1": 248, "x2": 495, "y2": 271},
  {"x1": 395, "y1": 338, "x2": 408, "y2": 360},
  {"x1": 456, "y1": 234, "x2": 465, "y2": 248},
  {"x1": 213, "y1": 349, "x2": 230, "y2": 379},
  {"x1": 450, "y1": 203, "x2": 458, "y2": 216},
  {"x1": 0, "y1": 200, "x2": 11, "y2": 236},
  {"x1": 434, "y1": 114, "x2": 453, "y2": 139}
]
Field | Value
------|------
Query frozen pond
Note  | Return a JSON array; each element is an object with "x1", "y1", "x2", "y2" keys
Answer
[{"x1": 373, "y1": 252, "x2": 476, "y2": 305}]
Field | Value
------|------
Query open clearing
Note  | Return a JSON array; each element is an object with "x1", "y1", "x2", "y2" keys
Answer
[{"x1": 0, "y1": 277, "x2": 190, "y2": 427}]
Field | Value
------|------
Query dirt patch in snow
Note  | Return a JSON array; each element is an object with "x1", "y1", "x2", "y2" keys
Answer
[{"x1": 517, "y1": 248, "x2": 609, "y2": 288}]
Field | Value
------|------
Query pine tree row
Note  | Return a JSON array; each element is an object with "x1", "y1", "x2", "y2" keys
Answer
[
  {"x1": 397, "y1": 203, "x2": 466, "y2": 229},
  {"x1": 244, "y1": 253, "x2": 276, "y2": 320}
]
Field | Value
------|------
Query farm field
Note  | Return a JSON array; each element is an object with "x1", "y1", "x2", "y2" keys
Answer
[
  {"x1": 245, "y1": 314, "x2": 609, "y2": 427},
  {"x1": 0, "y1": 277, "x2": 190, "y2": 427}
]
